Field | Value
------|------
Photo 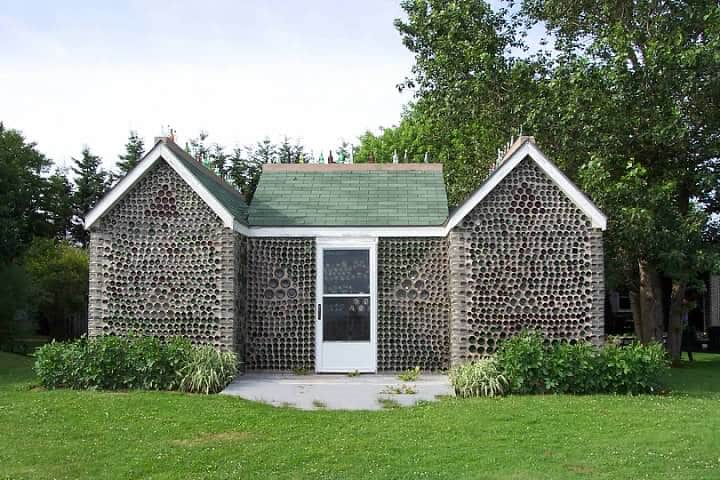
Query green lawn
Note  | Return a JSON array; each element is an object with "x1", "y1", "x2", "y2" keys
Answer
[{"x1": 1, "y1": 352, "x2": 719, "y2": 479}]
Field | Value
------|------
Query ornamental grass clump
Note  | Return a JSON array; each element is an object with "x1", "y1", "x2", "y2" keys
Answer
[
  {"x1": 179, "y1": 345, "x2": 238, "y2": 394},
  {"x1": 450, "y1": 358, "x2": 508, "y2": 397}
]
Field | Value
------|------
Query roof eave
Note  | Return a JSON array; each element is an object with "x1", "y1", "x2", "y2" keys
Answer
[
  {"x1": 445, "y1": 140, "x2": 607, "y2": 231},
  {"x1": 85, "y1": 141, "x2": 238, "y2": 230}
]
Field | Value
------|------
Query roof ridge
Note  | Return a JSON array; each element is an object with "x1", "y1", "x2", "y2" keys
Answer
[{"x1": 263, "y1": 163, "x2": 443, "y2": 173}]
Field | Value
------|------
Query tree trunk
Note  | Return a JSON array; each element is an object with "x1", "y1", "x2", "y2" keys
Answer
[
  {"x1": 637, "y1": 260, "x2": 664, "y2": 343},
  {"x1": 629, "y1": 290, "x2": 642, "y2": 338},
  {"x1": 667, "y1": 281, "x2": 686, "y2": 366}
]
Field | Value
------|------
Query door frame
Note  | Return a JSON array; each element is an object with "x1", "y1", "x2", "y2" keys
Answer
[{"x1": 315, "y1": 237, "x2": 378, "y2": 373}]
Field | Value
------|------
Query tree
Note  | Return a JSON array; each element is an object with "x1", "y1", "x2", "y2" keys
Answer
[
  {"x1": 229, "y1": 138, "x2": 277, "y2": 202},
  {"x1": 186, "y1": 131, "x2": 211, "y2": 166},
  {"x1": 43, "y1": 170, "x2": 74, "y2": 241},
  {"x1": 277, "y1": 136, "x2": 307, "y2": 164},
  {"x1": 0, "y1": 123, "x2": 60, "y2": 262},
  {"x1": 117, "y1": 131, "x2": 145, "y2": 176},
  {"x1": 393, "y1": 0, "x2": 720, "y2": 362},
  {"x1": 513, "y1": 0, "x2": 720, "y2": 363},
  {"x1": 209, "y1": 144, "x2": 230, "y2": 179},
  {"x1": 24, "y1": 237, "x2": 88, "y2": 339},
  {"x1": 393, "y1": 0, "x2": 539, "y2": 203},
  {"x1": 71, "y1": 147, "x2": 110, "y2": 246},
  {"x1": 355, "y1": 106, "x2": 441, "y2": 166}
]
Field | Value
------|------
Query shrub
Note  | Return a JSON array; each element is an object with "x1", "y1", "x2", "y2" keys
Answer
[
  {"x1": 599, "y1": 341, "x2": 668, "y2": 394},
  {"x1": 547, "y1": 341, "x2": 602, "y2": 394},
  {"x1": 179, "y1": 346, "x2": 238, "y2": 394},
  {"x1": 450, "y1": 358, "x2": 508, "y2": 397},
  {"x1": 494, "y1": 330, "x2": 550, "y2": 394},
  {"x1": 494, "y1": 330, "x2": 669, "y2": 395},
  {"x1": 34, "y1": 334, "x2": 197, "y2": 391}
]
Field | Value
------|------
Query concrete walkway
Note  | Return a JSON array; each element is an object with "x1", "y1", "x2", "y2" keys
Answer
[{"x1": 221, "y1": 373, "x2": 454, "y2": 410}]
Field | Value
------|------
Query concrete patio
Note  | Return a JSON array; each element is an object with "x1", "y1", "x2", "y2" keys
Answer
[{"x1": 221, "y1": 373, "x2": 454, "y2": 410}]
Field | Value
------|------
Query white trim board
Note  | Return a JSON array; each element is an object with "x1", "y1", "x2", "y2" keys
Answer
[
  {"x1": 445, "y1": 142, "x2": 607, "y2": 231},
  {"x1": 86, "y1": 139, "x2": 607, "y2": 237},
  {"x1": 84, "y1": 142, "x2": 236, "y2": 229}
]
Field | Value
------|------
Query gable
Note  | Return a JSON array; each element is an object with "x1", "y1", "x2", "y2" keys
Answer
[
  {"x1": 96, "y1": 159, "x2": 224, "y2": 231},
  {"x1": 447, "y1": 139, "x2": 607, "y2": 231},
  {"x1": 85, "y1": 139, "x2": 248, "y2": 230},
  {"x1": 249, "y1": 165, "x2": 449, "y2": 226}
]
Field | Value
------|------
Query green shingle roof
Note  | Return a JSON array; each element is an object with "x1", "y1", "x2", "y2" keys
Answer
[
  {"x1": 164, "y1": 140, "x2": 249, "y2": 223},
  {"x1": 248, "y1": 164, "x2": 449, "y2": 226}
]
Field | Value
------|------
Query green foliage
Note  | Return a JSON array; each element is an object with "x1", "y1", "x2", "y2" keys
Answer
[
  {"x1": 228, "y1": 137, "x2": 312, "y2": 202},
  {"x1": 34, "y1": 335, "x2": 194, "y2": 391},
  {"x1": 23, "y1": 238, "x2": 88, "y2": 339},
  {"x1": 179, "y1": 345, "x2": 238, "y2": 394},
  {"x1": 390, "y1": 0, "x2": 720, "y2": 355},
  {"x1": 546, "y1": 341, "x2": 601, "y2": 394},
  {"x1": 117, "y1": 130, "x2": 145, "y2": 176},
  {"x1": 0, "y1": 123, "x2": 71, "y2": 262},
  {"x1": 450, "y1": 358, "x2": 508, "y2": 397},
  {"x1": 0, "y1": 262, "x2": 37, "y2": 339},
  {"x1": 495, "y1": 330, "x2": 669, "y2": 395},
  {"x1": 398, "y1": 366, "x2": 421, "y2": 382},
  {"x1": 71, "y1": 147, "x2": 111, "y2": 246},
  {"x1": 599, "y1": 342, "x2": 669, "y2": 394},
  {"x1": 494, "y1": 330, "x2": 550, "y2": 394}
]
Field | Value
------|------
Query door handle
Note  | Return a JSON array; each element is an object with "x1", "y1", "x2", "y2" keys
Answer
[{"x1": 317, "y1": 303, "x2": 322, "y2": 321}]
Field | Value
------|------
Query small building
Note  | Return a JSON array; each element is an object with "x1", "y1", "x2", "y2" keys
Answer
[{"x1": 85, "y1": 136, "x2": 607, "y2": 372}]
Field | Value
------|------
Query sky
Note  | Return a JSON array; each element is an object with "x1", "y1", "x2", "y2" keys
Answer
[{"x1": 1, "y1": 0, "x2": 532, "y2": 172}]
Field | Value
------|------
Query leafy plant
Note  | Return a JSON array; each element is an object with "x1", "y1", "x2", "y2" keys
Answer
[
  {"x1": 398, "y1": 366, "x2": 421, "y2": 382},
  {"x1": 347, "y1": 369, "x2": 360, "y2": 377},
  {"x1": 179, "y1": 346, "x2": 238, "y2": 394},
  {"x1": 35, "y1": 334, "x2": 194, "y2": 391},
  {"x1": 449, "y1": 358, "x2": 508, "y2": 398},
  {"x1": 493, "y1": 330, "x2": 669, "y2": 395},
  {"x1": 494, "y1": 330, "x2": 549, "y2": 394},
  {"x1": 599, "y1": 341, "x2": 668, "y2": 394}
]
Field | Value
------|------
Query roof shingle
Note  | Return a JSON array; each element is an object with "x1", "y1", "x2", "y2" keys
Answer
[{"x1": 249, "y1": 164, "x2": 449, "y2": 226}]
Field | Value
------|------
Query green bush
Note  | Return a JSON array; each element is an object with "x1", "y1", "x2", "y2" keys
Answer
[
  {"x1": 35, "y1": 334, "x2": 196, "y2": 391},
  {"x1": 450, "y1": 358, "x2": 508, "y2": 397},
  {"x1": 179, "y1": 345, "x2": 238, "y2": 394},
  {"x1": 599, "y1": 341, "x2": 668, "y2": 394},
  {"x1": 494, "y1": 330, "x2": 669, "y2": 395},
  {"x1": 547, "y1": 341, "x2": 602, "y2": 394},
  {"x1": 494, "y1": 330, "x2": 550, "y2": 393}
]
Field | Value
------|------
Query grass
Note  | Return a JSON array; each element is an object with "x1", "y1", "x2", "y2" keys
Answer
[{"x1": 1, "y1": 352, "x2": 720, "y2": 479}]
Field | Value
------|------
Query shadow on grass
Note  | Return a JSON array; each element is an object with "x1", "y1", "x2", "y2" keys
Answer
[{"x1": 665, "y1": 352, "x2": 720, "y2": 397}]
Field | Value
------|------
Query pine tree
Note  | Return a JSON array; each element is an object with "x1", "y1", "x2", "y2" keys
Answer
[
  {"x1": 228, "y1": 138, "x2": 277, "y2": 202},
  {"x1": 278, "y1": 136, "x2": 293, "y2": 164},
  {"x1": 187, "y1": 131, "x2": 212, "y2": 167},
  {"x1": 117, "y1": 131, "x2": 145, "y2": 176},
  {"x1": 209, "y1": 144, "x2": 229, "y2": 179},
  {"x1": 43, "y1": 171, "x2": 74, "y2": 240},
  {"x1": 71, "y1": 147, "x2": 110, "y2": 246}
]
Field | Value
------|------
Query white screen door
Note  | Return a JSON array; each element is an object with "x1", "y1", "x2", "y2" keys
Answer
[{"x1": 316, "y1": 239, "x2": 377, "y2": 373}]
